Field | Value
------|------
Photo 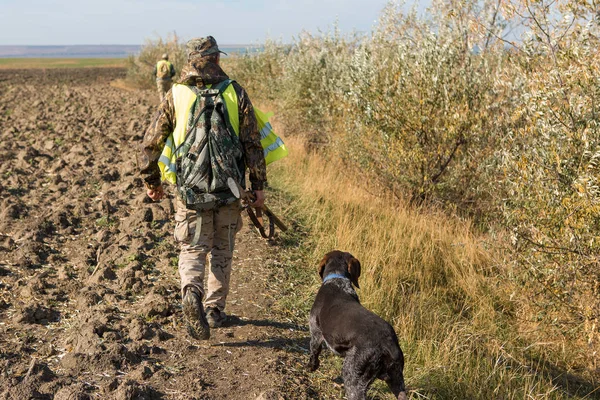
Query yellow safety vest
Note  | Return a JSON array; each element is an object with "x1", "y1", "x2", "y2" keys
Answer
[
  {"x1": 158, "y1": 82, "x2": 288, "y2": 184},
  {"x1": 156, "y1": 60, "x2": 172, "y2": 79}
]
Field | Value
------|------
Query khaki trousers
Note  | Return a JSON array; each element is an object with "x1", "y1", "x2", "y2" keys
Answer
[
  {"x1": 156, "y1": 78, "x2": 172, "y2": 101},
  {"x1": 174, "y1": 198, "x2": 243, "y2": 311}
]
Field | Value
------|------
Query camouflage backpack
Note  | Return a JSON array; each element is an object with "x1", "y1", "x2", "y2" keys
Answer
[{"x1": 174, "y1": 79, "x2": 244, "y2": 210}]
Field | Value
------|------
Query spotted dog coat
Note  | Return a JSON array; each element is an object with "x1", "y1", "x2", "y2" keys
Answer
[{"x1": 308, "y1": 251, "x2": 408, "y2": 400}]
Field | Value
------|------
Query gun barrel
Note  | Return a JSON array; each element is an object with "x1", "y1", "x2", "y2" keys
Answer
[{"x1": 263, "y1": 206, "x2": 288, "y2": 232}]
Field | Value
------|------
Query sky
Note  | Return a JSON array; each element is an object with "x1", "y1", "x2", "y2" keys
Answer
[{"x1": 0, "y1": 0, "x2": 430, "y2": 46}]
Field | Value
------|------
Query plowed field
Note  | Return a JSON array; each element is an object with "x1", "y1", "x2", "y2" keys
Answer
[{"x1": 0, "y1": 68, "x2": 311, "y2": 400}]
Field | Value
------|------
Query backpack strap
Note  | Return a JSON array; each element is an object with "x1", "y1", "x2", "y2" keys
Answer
[
  {"x1": 212, "y1": 79, "x2": 234, "y2": 94},
  {"x1": 173, "y1": 101, "x2": 207, "y2": 157},
  {"x1": 172, "y1": 81, "x2": 232, "y2": 156},
  {"x1": 211, "y1": 79, "x2": 237, "y2": 137}
]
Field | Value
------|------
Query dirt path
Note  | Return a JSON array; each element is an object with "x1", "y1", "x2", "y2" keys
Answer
[{"x1": 0, "y1": 68, "x2": 313, "y2": 399}]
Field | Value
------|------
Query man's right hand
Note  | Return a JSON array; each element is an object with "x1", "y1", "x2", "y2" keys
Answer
[
  {"x1": 147, "y1": 185, "x2": 165, "y2": 201},
  {"x1": 250, "y1": 190, "x2": 265, "y2": 209}
]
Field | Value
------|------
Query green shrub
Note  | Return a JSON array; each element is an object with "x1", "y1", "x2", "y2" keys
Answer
[
  {"x1": 225, "y1": 39, "x2": 288, "y2": 100},
  {"x1": 224, "y1": 0, "x2": 600, "y2": 384},
  {"x1": 496, "y1": 2, "x2": 600, "y2": 360},
  {"x1": 125, "y1": 33, "x2": 186, "y2": 89}
]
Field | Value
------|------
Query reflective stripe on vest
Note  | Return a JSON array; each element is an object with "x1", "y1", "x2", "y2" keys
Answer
[
  {"x1": 158, "y1": 82, "x2": 288, "y2": 184},
  {"x1": 254, "y1": 107, "x2": 288, "y2": 165}
]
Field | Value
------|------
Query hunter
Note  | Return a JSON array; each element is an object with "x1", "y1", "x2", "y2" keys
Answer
[
  {"x1": 137, "y1": 36, "x2": 268, "y2": 340},
  {"x1": 153, "y1": 53, "x2": 176, "y2": 101}
]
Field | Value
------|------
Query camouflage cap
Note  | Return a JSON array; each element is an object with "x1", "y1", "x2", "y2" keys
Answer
[
  {"x1": 186, "y1": 36, "x2": 228, "y2": 59},
  {"x1": 161, "y1": 53, "x2": 168, "y2": 60}
]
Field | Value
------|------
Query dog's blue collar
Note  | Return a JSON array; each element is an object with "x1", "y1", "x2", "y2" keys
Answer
[{"x1": 322, "y1": 273, "x2": 349, "y2": 283}]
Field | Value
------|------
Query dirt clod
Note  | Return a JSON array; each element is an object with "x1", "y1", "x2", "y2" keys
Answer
[
  {"x1": 54, "y1": 383, "x2": 91, "y2": 400},
  {"x1": 13, "y1": 305, "x2": 60, "y2": 325}
]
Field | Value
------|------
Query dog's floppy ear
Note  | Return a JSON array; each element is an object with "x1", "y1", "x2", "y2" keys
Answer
[
  {"x1": 346, "y1": 254, "x2": 361, "y2": 288},
  {"x1": 318, "y1": 255, "x2": 328, "y2": 279}
]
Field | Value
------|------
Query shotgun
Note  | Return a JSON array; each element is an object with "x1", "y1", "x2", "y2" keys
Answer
[{"x1": 227, "y1": 178, "x2": 288, "y2": 239}]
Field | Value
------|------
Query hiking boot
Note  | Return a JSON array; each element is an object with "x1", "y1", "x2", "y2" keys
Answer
[
  {"x1": 206, "y1": 306, "x2": 227, "y2": 328},
  {"x1": 182, "y1": 287, "x2": 210, "y2": 340}
]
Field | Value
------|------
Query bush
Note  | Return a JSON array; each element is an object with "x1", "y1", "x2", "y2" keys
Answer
[
  {"x1": 225, "y1": 39, "x2": 288, "y2": 101},
  {"x1": 497, "y1": 2, "x2": 600, "y2": 362},
  {"x1": 337, "y1": 2, "x2": 509, "y2": 214},
  {"x1": 125, "y1": 33, "x2": 186, "y2": 89},
  {"x1": 223, "y1": 0, "x2": 600, "y2": 384}
]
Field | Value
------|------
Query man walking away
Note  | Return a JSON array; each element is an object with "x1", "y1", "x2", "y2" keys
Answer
[
  {"x1": 153, "y1": 53, "x2": 176, "y2": 101},
  {"x1": 137, "y1": 36, "x2": 267, "y2": 340}
]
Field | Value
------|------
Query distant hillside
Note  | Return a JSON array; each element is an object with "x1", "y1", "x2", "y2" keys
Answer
[{"x1": 0, "y1": 44, "x2": 261, "y2": 58}]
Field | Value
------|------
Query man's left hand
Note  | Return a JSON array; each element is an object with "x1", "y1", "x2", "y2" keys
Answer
[{"x1": 147, "y1": 184, "x2": 165, "y2": 201}]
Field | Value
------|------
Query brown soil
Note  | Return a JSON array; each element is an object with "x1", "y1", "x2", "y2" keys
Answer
[{"x1": 0, "y1": 68, "x2": 316, "y2": 399}]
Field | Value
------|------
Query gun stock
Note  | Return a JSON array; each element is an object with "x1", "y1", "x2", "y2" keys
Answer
[{"x1": 227, "y1": 178, "x2": 288, "y2": 237}]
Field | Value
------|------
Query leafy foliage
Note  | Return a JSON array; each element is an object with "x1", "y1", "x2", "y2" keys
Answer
[
  {"x1": 125, "y1": 33, "x2": 185, "y2": 89},
  {"x1": 225, "y1": 0, "x2": 600, "y2": 382},
  {"x1": 497, "y1": 1, "x2": 600, "y2": 358}
]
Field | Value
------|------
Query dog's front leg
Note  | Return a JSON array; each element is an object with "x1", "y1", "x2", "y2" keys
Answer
[{"x1": 308, "y1": 319, "x2": 323, "y2": 371}]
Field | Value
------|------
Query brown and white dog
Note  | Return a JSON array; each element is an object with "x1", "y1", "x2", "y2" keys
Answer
[{"x1": 308, "y1": 251, "x2": 408, "y2": 400}]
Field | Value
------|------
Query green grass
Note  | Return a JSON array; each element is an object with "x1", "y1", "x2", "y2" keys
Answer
[{"x1": 0, "y1": 58, "x2": 126, "y2": 69}]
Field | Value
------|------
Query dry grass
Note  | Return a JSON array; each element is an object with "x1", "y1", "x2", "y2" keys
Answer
[{"x1": 267, "y1": 134, "x2": 598, "y2": 398}]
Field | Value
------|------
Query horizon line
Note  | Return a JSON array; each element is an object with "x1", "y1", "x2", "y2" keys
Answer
[{"x1": 0, "y1": 44, "x2": 264, "y2": 47}]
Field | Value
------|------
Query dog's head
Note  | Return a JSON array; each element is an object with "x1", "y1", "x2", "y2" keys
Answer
[{"x1": 318, "y1": 250, "x2": 361, "y2": 288}]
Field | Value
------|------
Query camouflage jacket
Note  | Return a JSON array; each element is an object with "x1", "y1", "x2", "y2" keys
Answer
[{"x1": 137, "y1": 59, "x2": 267, "y2": 191}]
